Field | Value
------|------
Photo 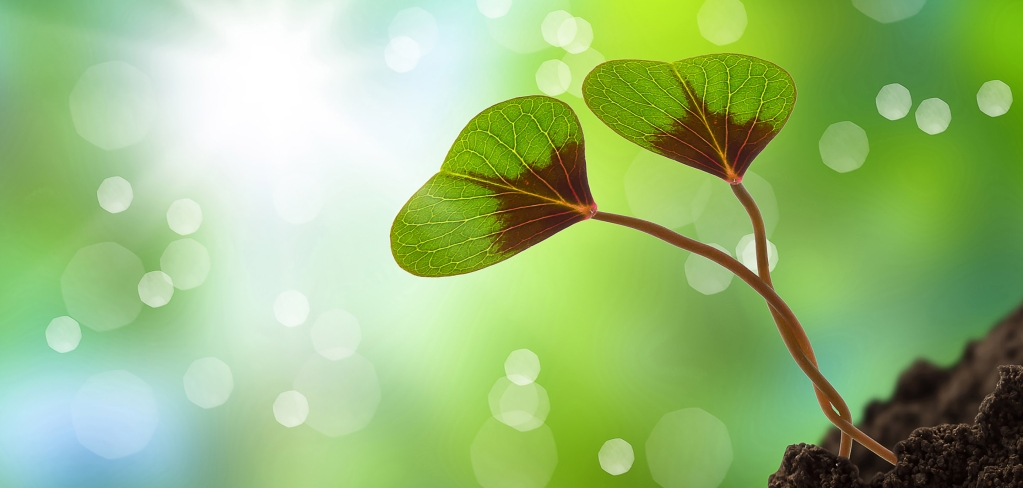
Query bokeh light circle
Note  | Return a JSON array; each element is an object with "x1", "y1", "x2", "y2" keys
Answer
[
  {"x1": 470, "y1": 418, "x2": 558, "y2": 488},
  {"x1": 598, "y1": 438, "x2": 635, "y2": 475},
  {"x1": 61, "y1": 242, "x2": 145, "y2": 332},
  {"x1": 646, "y1": 408, "x2": 732, "y2": 488},
  {"x1": 685, "y1": 244, "x2": 734, "y2": 295},
  {"x1": 477, "y1": 0, "x2": 513, "y2": 19},
  {"x1": 138, "y1": 270, "x2": 174, "y2": 308},
  {"x1": 294, "y1": 354, "x2": 381, "y2": 437},
  {"x1": 310, "y1": 309, "x2": 362, "y2": 361},
  {"x1": 488, "y1": 377, "x2": 550, "y2": 432},
  {"x1": 385, "y1": 36, "x2": 421, "y2": 73},
  {"x1": 273, "y1": 390, "x2": 309, "y2": 428},
  {"x1": 166, "y1": 198, "x2": 203, "y2": 236},
  {"x1": 561, "y1": 48, "x2": 605, "y2": 98},
  {"x1": 274, "y1": 290, "x2": 309, "y2": 327},
  {"x1": 875, "y1": 83, "x2": 912, "y2": 120},
  {"x1": 736, "y1": 234, "x2": 779, "y2": 274},
  {"x1": 697, "y1": 0, "x2": 748, "y2": 46},
  {"x1": 160, "y1": 238, "x2": 210, "y2": 290},
  {"x1": 977, "y1": 80, "x2": 1012, "y2": 117},
  {"x1": 535, "y1": 59, "x2": 571, "y2": 96},
  {"x1": 562, "y1": 18, "x2": 593, "y2": 54},
  {"x1": 541, "y1": 11, "x2": 575, "y2": 48},
  {"x1": 504, "y1": 349, "x2": 540, "y2": 385},
  {"x1": 852, "y1": 0, "x2": 926, "y2": 23},
  {"x1": 624, "y1": 151, "x2": 707, "y2": 229},
  {"x1": 388, "y1": 8, "x2": 438, "y2": 55},
  {"x1": 692, "y1": 172, "x2": 777, "y2": 251},
  {"x1": 71, "y1": 370, "x2": 159, "y2": 459},
  {"x1": 485, "y1": 0, "x2": 572, "y2": 54},
  {"x1": 819, "y1": 121, "x2": 869, "y2": 173},
  {"x1": 183, "y1": 357, "x2": 234, "y2": 409},
  {"x1": 69, "y1": 61, "x2": 156, "y2": 150},
  {"x1": 915, "y1": 97, "x2": 951, "y2": 135},
  {"x1": 97, "y1": 176, "x2": 133, "y2": 214},
  {"x1": 45, "y1": 316, "x2": 82, "y2": 353}
]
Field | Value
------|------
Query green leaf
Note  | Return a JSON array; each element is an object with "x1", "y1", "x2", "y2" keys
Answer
[
  {"x1": 582, "y1": 54, "x2": 795, "y2": 183},
  {"x1": 391, "y1": 96, "x2": 597, "y2": 277}
]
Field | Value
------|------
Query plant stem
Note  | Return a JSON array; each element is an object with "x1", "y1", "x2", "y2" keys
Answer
[
  {"x1": 731, "y1": 183, "x2": 855, "y2": 459},
  {"x1": 591, "y1": 210, "x2": 897, "y2": 465}
]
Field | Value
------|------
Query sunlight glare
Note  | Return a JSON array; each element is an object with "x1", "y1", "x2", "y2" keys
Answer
[{"x1": 168, "y1": 5, "x2": 340, "y2": 163}]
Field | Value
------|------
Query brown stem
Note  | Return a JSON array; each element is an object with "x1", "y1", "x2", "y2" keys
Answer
[
  {"x1": 592, "y1": 210, "x2": 897, "y2": 465},
  {"x1": 731, "y1": 183, "x2": 855, "y2": 459}
]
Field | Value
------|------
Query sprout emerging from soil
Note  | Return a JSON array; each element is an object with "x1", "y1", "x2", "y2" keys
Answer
[{"x1": 389, "y1": 54, "x2": 898, "y2": 464}]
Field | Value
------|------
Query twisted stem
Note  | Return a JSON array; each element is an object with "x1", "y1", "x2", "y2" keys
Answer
[
  {"x1": 731, "y1": 183, "x2": 855, "y2": 459},
  {"x1": 592, "y1": 210, "x2": 897, "y2": 465}
]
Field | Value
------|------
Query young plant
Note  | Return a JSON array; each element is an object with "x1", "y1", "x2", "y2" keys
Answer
[{"x1": 390, "y1": 53, "x2": 897, "y2": 464}]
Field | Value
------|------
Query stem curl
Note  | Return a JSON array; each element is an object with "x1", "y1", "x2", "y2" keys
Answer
[{"x1": 592, "y1": 210, "x2": 896, "y2": 465}]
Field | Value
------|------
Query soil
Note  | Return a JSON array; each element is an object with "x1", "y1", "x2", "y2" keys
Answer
[{"x1": 768, "y1": 304, "x2": 1023, "y2": 488}]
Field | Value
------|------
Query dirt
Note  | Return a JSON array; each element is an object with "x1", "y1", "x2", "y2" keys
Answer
[{"x1": 768, "y1": 304, "x2": 1023, "y2": 487}]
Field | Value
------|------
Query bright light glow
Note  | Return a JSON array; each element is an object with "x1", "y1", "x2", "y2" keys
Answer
[
  {"x1": 97, "y1": 177, "x2": 133, "y2": 213},
  {"x1": 819, "y1": 121, "x2": 869, "y2": 173},
  {"x1": 273, "y1": 173, "x2": 325, "y2": 224},
  {"x1": 916, "y1": 98, "x2": 951, "y2": 135},
  {"x1": 598, "y1": 438, "x2": 635, "y2": 475},
  {"x1": 164, "y1": 5, "x2": 341, "y2": 163},
  {"x1": 45, "y1": 316, "x2": 82, "y2": 353}
]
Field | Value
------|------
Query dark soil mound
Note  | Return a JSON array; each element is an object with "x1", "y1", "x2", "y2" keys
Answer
[
  {"x1": 822, "y1": 305, "x2": 1023, "y2": 480},
  {"x1": 769, "y1": 365, "x2": 1023, "y2": 487}
]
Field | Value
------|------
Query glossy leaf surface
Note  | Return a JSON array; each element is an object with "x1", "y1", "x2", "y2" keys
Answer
[
  {"x1": 583, "y1": 54, "x2": 795, "y2": 183},
  {"x1": 391, "y1": 96, "x2": 596, "y2": 277}
]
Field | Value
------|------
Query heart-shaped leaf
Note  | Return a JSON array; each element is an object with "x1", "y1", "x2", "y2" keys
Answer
[
  {"x1": 582, "y1": 54, "x2": 795, "y2": 183},
  {"x1": 391, "y1": 96, "x2": 597, "y2": 277}
]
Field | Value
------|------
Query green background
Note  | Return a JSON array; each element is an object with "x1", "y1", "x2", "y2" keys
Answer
[{"x1": 1, "y1": 0, "x2": 1021, "y2": 486}]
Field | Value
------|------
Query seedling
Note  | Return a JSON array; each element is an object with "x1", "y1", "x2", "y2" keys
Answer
[{"x1": 390, "y1": 53, "x2": 897, "y2": 464}]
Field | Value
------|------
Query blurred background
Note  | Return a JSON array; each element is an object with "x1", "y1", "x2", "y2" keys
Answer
[{"x1": 0, "y1": 0, "x2": 1021, "y2": 486}]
